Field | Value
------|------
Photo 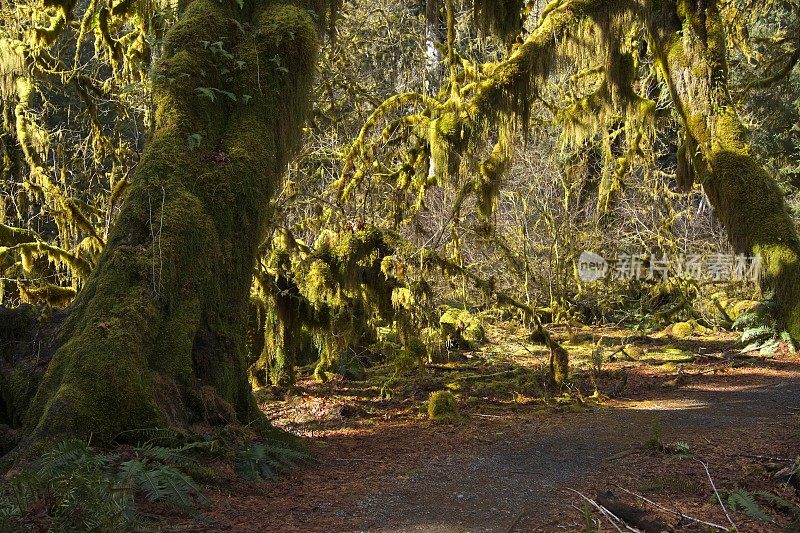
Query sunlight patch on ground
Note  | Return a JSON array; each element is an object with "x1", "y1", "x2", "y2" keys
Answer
[
  {"x1": 683, "y1": 382, "x2": 766, "y2": 392},
  {"x1": 620, "y1": 398, "x2": 711, "y2": 411}
]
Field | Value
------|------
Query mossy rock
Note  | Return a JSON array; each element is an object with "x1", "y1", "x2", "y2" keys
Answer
[
  {"x1": 727, "y1": 300, "x2": 759, "y2": 320},
  {"x1": 427, "y1": 390, "x2": 460, "y2": 423},
  {"x1": 668, "y1": 322, "x2": 693, "y2": 338},
  {"x1": 439, "y1": 307, "x2": 484, "y2": 345},
  {"x1": 624, "y1": 345, "x2": 645, "y2": 360},
  {"x1": 688, "y1": 320, "x2": 712, "y2": 335}
]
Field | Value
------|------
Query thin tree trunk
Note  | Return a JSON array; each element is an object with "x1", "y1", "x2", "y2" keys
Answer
[{"x1": 424, "y1": 0, "x2": 445, "y2": 98}]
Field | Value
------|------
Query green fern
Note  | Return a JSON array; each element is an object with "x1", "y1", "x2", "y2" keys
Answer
[
  {"x1": 727, "y1": 489, "x2": 775, "y2": 523},
  {"x1": 755, "y1": 491, "x2": 800, "y2": 515},
  {"x1": 740, "y1": 325, "x2": 775, "y2": 345},
  {"x1": 733, "y1": 304, "x2": 774, "y2": 331},
  {"x1": 115, "y1": 427, "x2": 183, "y2": 445},
  {"x1": 119, "y1": 460, "x2": 206, "y2": 508},
  {"x1": 134, "y1": 439, "x2": 216, "y2": 465},
  {"x1": 733, "y1": 302, "x2": 795, "y2": 354},
  {"x1": 781, "y1": 331, "x2": 798, "y2": 353},
  {"x1": 0, "y1": 436, "x2": 215, "y2": 530},
  {"x1": 236, "y1": 441, "x2": 310, "y2": 481}
]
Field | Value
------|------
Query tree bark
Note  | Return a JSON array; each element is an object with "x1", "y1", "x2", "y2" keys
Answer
[
  {"x1": 9, "y1": 0, "x2": 324, "y2": 450},
  {"x1": 647, "y1": 0, "x2": 800, "y2": 338}
]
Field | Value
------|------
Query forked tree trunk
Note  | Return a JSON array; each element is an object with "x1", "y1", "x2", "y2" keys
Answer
[
  {"x1": 648, "y1": 0, "x2": 800, "y2": 338},
  {"x1": 7, "y1": 0, "x2": 323, "y2": 450}
]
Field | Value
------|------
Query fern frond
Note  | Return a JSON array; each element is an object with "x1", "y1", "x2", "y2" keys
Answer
[
  {"x1": 740, "y1": 325, "x2": 775, "y2": 345},
  {"x1": 760, "y1": 338, "x2": 780, "y2": 355},
  {"x1": 150, "y1": 464, "x2": 202, "y2": 508},
  {"x1": 780, "y1": 331, "x2": 797, "y2": 352},
  {"x1": 135, "y1": 443, "x2": 194, "y2": 464},
  {"x1": 2, "y1": 436, "x2": 209, "y2": 529},
  {"x1": 115, "y1": 427, "x2": 181, "y2": 444},
  {"x1": 732, "y1": 311, "x2": 764, "y2": 331},
  {"x1": 728, "y1": 489, "x2": 774, "y2": 523},
  {"x1": 755, "y1": 491, "x2": 800, "y2": 514}
]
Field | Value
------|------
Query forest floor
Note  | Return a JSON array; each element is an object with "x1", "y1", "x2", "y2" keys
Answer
[{"x1": 181, "y1": 326, "x2": 800, "y2": 532}]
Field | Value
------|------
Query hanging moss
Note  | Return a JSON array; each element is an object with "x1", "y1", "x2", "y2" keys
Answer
[
  {"x1": 476, "y1": 125, "x2": 512, "y2": 222},
  {"x1": 650, "y1": 2, "x2": 800, "y2": 339},
  {"x1": 13, "y1": 0, "x2": 329, "y2": 450},
  {"x1": 473, "y1": 0, "x2": 526, "y2": 42},
  {"x1": 18, "y1": 284, "x2": 76, "y2": 308}
]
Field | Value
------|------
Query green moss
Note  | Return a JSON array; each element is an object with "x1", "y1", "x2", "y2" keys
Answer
[
  {"x1": 688, "y1": 320, "x2": 711, "y2": 335},
  {"x1": 550, "y1": 343, "x2": 569, "y2": 388},
  {"x1": 427, "y1": 390, "x2": 460, "y2": 423},
  {"x1": 669, "y1": 321, "x2": 693, "y2": 338},
  {"x1": 657, "y1": 3, "x2": 800, "y2": 341},
  {"x1": 728, "y1": 300, "x2": 758, "y2": 321},
  {"x1": 439, "y1": 306, "x2": 484, "y2": 344},
  {"x1": 464, "y1": 322, "x2": 485, "y2": 343},
  {"x1": 15, "y1": 0, "x2": 325, "y2": 447}
]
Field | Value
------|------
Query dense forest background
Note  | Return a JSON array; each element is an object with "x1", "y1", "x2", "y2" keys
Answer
[
  {"x1": 2, "y1": 0, "x2": 800, "y2": 530},
  {"x1": 2, "y1": 0, "x2": 797, "y2": 389}
]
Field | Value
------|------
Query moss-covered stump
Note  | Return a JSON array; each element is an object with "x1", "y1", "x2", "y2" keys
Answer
[
  {"x1": 427, "y1": 390, "x2": 460, "y2": 423},
  {"x1": 6, "y1": 0, "x2": 333, "y2": 455},
  {"x1": 549, "y1": 342, "x2": 570, "y2": 388}
]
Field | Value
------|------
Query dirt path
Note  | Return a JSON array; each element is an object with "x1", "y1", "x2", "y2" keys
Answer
[
  {"x1": 198, "y1": 357, "x2": 800, "y2": 532},
  {"x1": 355, "y1": 377, "x2": 800, "y2": 532}
]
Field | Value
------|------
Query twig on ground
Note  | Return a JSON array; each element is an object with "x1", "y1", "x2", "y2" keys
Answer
[
  {"x1": 612, "y1": 484, "x2": 730, "y2": 531},
  {"x1": 604, "y1": 447, "x2": 641, "y2": 461},
  {"x1": 331, "y1": 458, "x2": 385, "y2": 463},
  {"x1": 473, "y1": 413, "x2": 504, "y2": 419},
  {"x1": 734, "y1": 453, "x2": 793, "y2": 462},
  {"x1": 504, "y1": 507, "x2": 528, "y2": 533},
  {"x1": 698, "y1": 460, "x2": 737, "y2": 531},
  {"x1": 567, "y1": 488, "x2": 637, "y2": 533}
]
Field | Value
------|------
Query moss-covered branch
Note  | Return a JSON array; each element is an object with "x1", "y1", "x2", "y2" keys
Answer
[
  {"x1": 0, "y1": 224, "x2": 40, "y2": 247},
  {"x1": 465, "y1": 0, "x2": 642, "y2": 122},
  {"x1": 647, "y1": 0, "x2": 800, "y2": 338}
]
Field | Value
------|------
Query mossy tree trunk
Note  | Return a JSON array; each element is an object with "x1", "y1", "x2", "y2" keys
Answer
[
  {"x1": 648, "y1": 0, "x2": 800, "y2": 338},
  {"x1": 10, "y1": 0, "x2": 324, "y2": 449}
]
